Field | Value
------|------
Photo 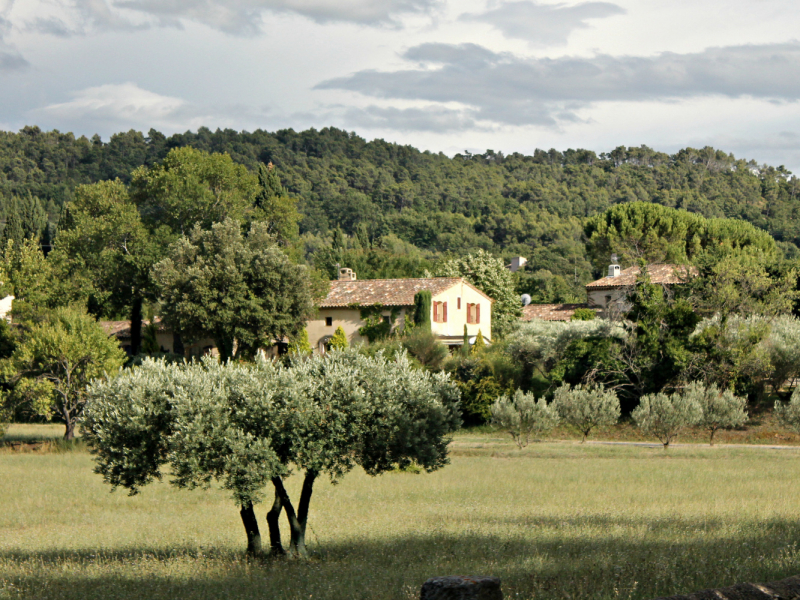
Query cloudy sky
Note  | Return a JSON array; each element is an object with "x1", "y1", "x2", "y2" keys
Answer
[{"x1": 1, "y1": 0, "x2": 799, "y2": 170}]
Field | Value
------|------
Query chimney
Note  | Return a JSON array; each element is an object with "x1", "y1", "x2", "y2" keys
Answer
[
  {"x1": 508, "y1": 257, "x2": 528, "y2": 273},
  {"x1": 608, "y1": 254, "x2": 620, "y2": 277},
  {"x1": 338, "y1": 267, "x2": 357, "y2": 281}
]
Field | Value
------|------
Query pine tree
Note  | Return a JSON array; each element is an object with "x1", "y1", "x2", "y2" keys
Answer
[{"x1": 1, "y1": 199, "x2": 24, "y2": 250}]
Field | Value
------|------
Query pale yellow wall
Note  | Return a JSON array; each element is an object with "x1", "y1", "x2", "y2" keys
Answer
[
  {"x1": 431, "y1": 281, "x2": 492, "y2": 342},
  {"x1": 308, "y1": 307, "x2": 375, "y2": 353}
]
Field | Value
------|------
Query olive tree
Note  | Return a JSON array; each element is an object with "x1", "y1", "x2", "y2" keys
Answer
[
  {"x1": 683, "y1": 381, "x2": 748, "y2": 445},
  {"x1": 631, "y1": 392, "x2": 702, "y2": 448},
  {"x1": 83, "y1": 350, "x2": 460, "y2": 558},
  {"x1": 490, "y1": 390, "x2": 559, "y2": 449},
  {"x1": 775, "y1": 386, "x2": 800, "y2": 433},
  {"x1": 551, "y1": 384, "x2": 620, "y2": 442},
  {"x1": 766, "y1": 315, "x2": 800, "y2": 392}
]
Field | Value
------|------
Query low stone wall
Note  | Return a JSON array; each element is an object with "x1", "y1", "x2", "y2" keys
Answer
[{"x1": 652, "y1": 575, "x2": 800, "y2": 600}]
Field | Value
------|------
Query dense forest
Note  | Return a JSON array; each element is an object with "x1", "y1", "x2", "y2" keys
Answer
[{"x1": 2, "y1": 125, "x2": 799, "y2": 301}]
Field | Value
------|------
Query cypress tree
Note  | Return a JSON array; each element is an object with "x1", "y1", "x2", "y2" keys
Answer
[
  {"x1": 461, "y1": 324, "x2": 470, "y2": 356},
  {"x1": 413, "y1": 291, "x2": 432, "y2": 333}
]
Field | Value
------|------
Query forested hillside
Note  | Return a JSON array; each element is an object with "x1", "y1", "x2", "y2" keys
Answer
[{"x1": 2, "y1": 125, "x2": 799, "y2": 298}]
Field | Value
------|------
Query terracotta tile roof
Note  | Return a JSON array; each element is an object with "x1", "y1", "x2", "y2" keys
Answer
[
  {"x1": 521, "y1": 303, "x2": 599, "y2": 322},
  {"x1": 586, "y1": 264, "x2": 697, "y2": 290},
  {"x1": 320, "y1": 277, "x2": 468, "y2": 308}
]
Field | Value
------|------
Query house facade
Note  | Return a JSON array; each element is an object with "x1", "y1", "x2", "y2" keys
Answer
[
  {"x1": 522, "y1": 263, "x2": 695, "y2": 322},
  {"x1": 100, "y1": 319, "x2": 218, "y2": 357},
  {"x1": 308, "y1": 268, "x2": 493, "y2": 353}
]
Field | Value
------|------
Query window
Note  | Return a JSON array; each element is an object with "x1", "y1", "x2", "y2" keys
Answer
[
  {"x1": 433, "y1": 301, "x2": 448, "y2": 323},
  {"x1": 325, "y1": 317, "x2": 333, "y2": 326},
  {"x1": 382, "y1": 315, "x2": 391, "y2": 324},
  {"x1": 467, "y1": 303, "x2": 481, "y2": 324}
]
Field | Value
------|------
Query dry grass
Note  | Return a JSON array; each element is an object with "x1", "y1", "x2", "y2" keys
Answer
[{"x1": 3, "y1": 427, "x2": 800, "y2": 600}]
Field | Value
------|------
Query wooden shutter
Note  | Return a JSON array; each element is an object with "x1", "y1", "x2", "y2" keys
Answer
[
  {"x1": 476, "y1": 303, "x2": 480, "y2": 324},
  {"x1": 443, "y1": 302, "x2": 448, "y2": 323},
  {"x1": 457, "y1": 297, "x2": 461, "y2": 310},
  {"x1": 433, "y1": 302, "x2": 438, "y2": 323}
]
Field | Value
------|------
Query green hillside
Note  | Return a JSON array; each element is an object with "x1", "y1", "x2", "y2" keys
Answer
[{"x1": 2, "y1": 125, "x2": 798, "y2": 294}]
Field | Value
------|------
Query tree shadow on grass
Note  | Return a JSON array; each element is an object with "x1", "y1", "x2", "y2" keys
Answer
[{"x1": 3, "y1": 514, "x2": 800, "y2": 600}]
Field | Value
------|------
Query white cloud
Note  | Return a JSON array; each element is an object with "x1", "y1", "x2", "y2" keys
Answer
[
  {"x1": 20, "y1": 0, "x2": 442, "y2": 37},
  {"x1": 35, "y1": 83, "x2": 193, "y2": 131},
  {"x1": 460, "y1": 1, "x2": 625, "y2": 47},
  {"x1": 319, "y1": 42, "x2": 800, "y2": 128}
]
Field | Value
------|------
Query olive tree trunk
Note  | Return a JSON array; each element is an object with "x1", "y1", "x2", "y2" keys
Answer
[
  {"x1": 239, "y1": 502, "x2": 262, "y2": 557},
  {"x1": 266, "y1": 488, "x2": 285, "y2": 556},
  {"x1": 272, "y1": 470, "x2": 317, "y2": 558}
]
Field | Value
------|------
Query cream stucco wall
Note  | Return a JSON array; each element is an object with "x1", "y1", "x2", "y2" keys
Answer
[
  {"x1": 307, "y1": 307, "x2": 381, "y2": 353},
  {"x1": 430, "y1": 281, "x2": 492, "y2": 343},
  {"x1": 309, "y1": 281, "x2": 492, "y2": 353}
]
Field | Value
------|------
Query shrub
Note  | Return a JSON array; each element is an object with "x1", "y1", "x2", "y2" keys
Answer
[
  {"x1": 329, "y1": 326, "x2": 349, "y2": 350},
  {"x1": 402, "y1": 329, "x2": 448, "y2": 371},
  {"x1": 775, "y1": 386, "x2": 800, "y2": 432},
  {"x1": 571, "y1": 308, "x2": 597, "y2": 321},
  {"x1": 683, "y1": 381, "x2": 748, "y2": 445},
  {"x1": 551, "y1": 384, "x2": 620, "y2": 442},
  {"x1": 632, "y1": 392, "x2": 702, "y2": 448},
  {"x1": 491, "y1": 390, "x2": 559, "y2": 449},
  {"x1": 288, "y1": 328, "x2": 312, "y2": 356},
  {"x1": 471, "y1": 329, "x2": 486, "y2": 354}
]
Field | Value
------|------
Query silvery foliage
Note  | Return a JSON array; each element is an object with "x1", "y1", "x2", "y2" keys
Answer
[
  {"x1": 82, "y1": 350, "x2": 461, "y2": 507},
  {"x1": 775, "y1": 385, "x2": 800, "y2": 433},
  {"x1": 682, "y1": 381, "x2": 747, "y2": 444},
  {"x1": 491, "y1": 390, "x2": 559, "y2": 449},
  {"x1": 632, "y1": 392, "x2": 702, "y2": 447},
  {"x1": 765, "y1": 315, "x2": 800, "y2": 391},
  {"x1": 506, "y1": 319, "x2": 624, "y2": 369},
  {"x1": 551, "y1": 383, "x2": 620, "y2": 442}
]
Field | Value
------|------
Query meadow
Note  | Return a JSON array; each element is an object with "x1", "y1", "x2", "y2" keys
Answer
[{"x1": 2, "y1": 426, "x2": 800, "y2": 600}]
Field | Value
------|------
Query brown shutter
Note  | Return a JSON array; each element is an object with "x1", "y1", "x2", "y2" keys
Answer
[
  {"x1": 457, "y1": 297, "x2": 461, "y2": 310},
  {"x1": 476, "y1": 303, "x2": 481, "y2": 324},
  {"x1": 433, "y1": 302, "x2": 438, "y2": 323},
  {"x1": 443, "y1": 302, "x2": 448, "y2": 323}
]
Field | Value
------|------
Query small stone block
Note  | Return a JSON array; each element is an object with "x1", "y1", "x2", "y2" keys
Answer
[{"x1": 420, "y1": 576, "x2": 503, "y2": 600}]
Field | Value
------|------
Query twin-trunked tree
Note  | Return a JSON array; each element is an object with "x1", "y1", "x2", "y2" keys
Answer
[{"x1": 82, "y1": 350, "x2": 461, "y2": 557}]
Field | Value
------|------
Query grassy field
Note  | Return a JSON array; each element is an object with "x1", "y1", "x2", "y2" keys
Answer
[{"x1": 2, "y1": 427, "x2": 800, "y2": 600}]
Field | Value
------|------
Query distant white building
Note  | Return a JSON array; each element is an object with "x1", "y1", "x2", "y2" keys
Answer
[{"x1": 0, "y1": 295, "x2": 14, "y2": 322}]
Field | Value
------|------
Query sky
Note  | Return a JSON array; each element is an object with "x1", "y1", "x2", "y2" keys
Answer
[{"x1": 1, "y1": 0, "x2": 799, "y2": 171}]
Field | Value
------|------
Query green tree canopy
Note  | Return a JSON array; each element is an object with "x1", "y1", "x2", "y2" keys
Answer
[
  {"x1": 584, "y1": 202, "x2": 778, "y2": 270},
  {"x1": 0, "y1": 307, "x2": 126, "y2": 439},
  {"x1": 130, "y1": 146, "x2": 258, "y2": 235},
  {"x1": 83, "y1": 351, "x2": 460, "y2": 557},
  {"x1": 153, "y1": 218, "x2": 316, "y2": 360}
]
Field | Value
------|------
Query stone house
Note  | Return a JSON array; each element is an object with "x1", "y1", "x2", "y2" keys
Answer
[
  {"x1": 522, "y1": 262, "x2": 696, "y2": 322},
  {"x1": 100, "y1": 318, "x2": 218, "y2": 357},
  {"x1": 307, "y1": 268, "x2": 494, "y2": 353}
]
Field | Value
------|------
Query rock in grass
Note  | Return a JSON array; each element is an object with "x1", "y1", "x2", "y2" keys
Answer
[
  {"x1": 651, "y1": 575, "x2": 800, "y2": 600},
  {"x1": 420, "y1": 576, "x2": 503, "y2": 600}
]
